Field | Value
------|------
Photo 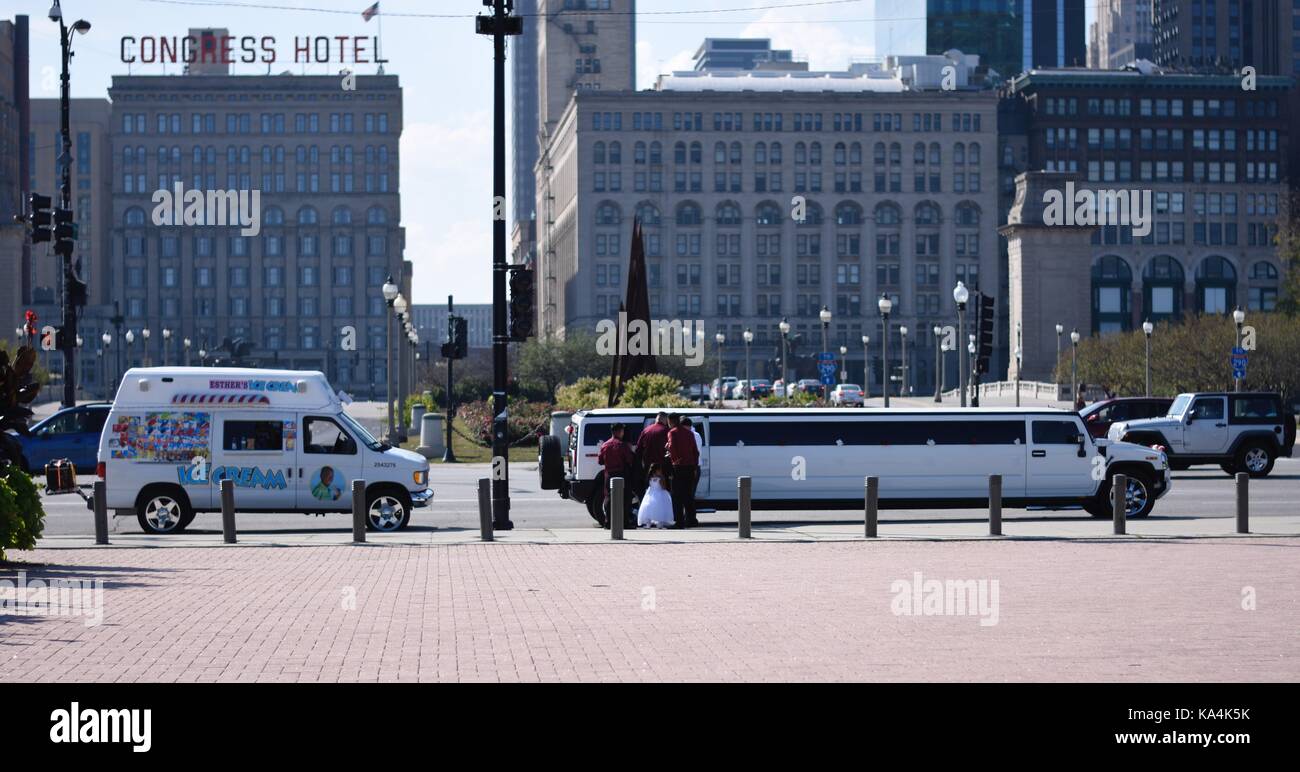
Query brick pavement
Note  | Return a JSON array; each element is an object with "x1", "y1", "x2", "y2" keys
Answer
[{"x1": 2, "y1": 539, "x2": 1297, "y2": 682}]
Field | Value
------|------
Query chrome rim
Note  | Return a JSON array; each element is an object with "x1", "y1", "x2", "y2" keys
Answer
[
  {"x1": 368, "y1": 496, "x2": 405, "y2": 531},
  {"x1": 1124, "y1": 478, "x2": 1149, "y2": 517},
  {"x1": 144, "y1": 496, "x2": 183, "y2": 532},
  {"x1": 1244, "y1": 448, "x2": 1269, "y2": 472}
]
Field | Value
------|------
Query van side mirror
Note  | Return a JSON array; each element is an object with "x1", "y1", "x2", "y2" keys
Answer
[{"x1": 1074, "y1": 432, "x2": 1087, "y2": 457}]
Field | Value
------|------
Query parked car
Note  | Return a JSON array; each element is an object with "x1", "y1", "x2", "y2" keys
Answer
[
  {"x1": 830, "y1": 384, "x2": 864, "y2": 406},
  {"x1": 747, "y1": 379, "x2": 773, "y2": 399},
  {"x1": 710, "y1": 377, "x2": 738, "y2": 401},
  {"x1": 1078, "y1": 397, "x2": 1173, "y2": 438},
  {"x1": 1108, "y1": 391, "x2": 1296, "y2": 477},
  {"x1": 11, "y1": 403, "x2": 112, "y2": 473},
  {"x1": 793, "y1": 379, "x2": 822, "y2": 395},
  {"x1": 679, "y1": 384, "x2": 710, "y2": 404}
]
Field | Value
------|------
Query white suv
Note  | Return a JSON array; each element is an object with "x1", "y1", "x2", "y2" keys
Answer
[{"x1": 1108, "y1": 391, "x2": 1296, "y2": 477}]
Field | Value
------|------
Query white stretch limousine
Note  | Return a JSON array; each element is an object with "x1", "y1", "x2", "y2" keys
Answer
[{"x1": 538, "y1": 408, "x2": 1172, "y2": 520}]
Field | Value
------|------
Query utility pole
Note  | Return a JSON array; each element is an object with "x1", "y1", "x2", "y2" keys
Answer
[
  {"x1": 53, "y1": 2, "x2": 90, "y2": 408},
  {"x1": 443, "y1": 295, "x2": 457, "y2": 463},
  {"x1": 477, "y1": 0, "x2": 520, "y2": 530}
]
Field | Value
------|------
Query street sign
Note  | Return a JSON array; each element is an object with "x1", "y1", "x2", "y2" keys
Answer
[
  {"x1": 817, "y1": 351, "x2": 836, "y2": 385},
  {"x1": 1231, "y1": 347, "x2": 1248, "y2": 379}
]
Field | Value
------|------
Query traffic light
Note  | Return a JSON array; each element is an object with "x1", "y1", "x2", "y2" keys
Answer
[
  {"x1": 53, "y1": 208, "x2": 75, "y2": 256},
  {"x1": 26, "y1": 193, "x2": 53, "y2": 244},
  {"x1": 975, "y1": 291, "x2": 995, "y2": 376},
  {"x1": 441, "y1": 315, "x2": 468, "y2": 360},
  {"x1": 508, "y1": 267, "x2": 535, "y2": 342}
]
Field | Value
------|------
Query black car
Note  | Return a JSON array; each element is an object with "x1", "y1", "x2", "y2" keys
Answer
[{"x1": 1079, "y1": 397, "x2": 1174, "y2": 439}]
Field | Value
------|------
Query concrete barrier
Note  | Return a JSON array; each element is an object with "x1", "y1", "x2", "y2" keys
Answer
[{"x1": 416, "y1": 412, "x2": 445, "y2": 459}]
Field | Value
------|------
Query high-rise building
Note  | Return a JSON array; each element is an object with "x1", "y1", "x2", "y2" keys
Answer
[
  {"x1": 0, "y1": 15, "x2": 29, "y2": 339},
  {"x1": 536, "y1": 50, "x2": 1000, "y2": 393},
  {"x1": 106, "y1": 64, "x2": 407, "y2": 393},
  {"x1": 874, "y1": 0, "x2": 927, "y2": 58},
  {"x1": 927, "y1": 0, "x2": 1086, "y2": 78},
  {"x1": 535, "y1": 0, "x2": 637, "y2": 337},
  {"x1": 692, "y1": 39, "x2": 797, "y2": 71},
  {"x1": 1152, "y1": 0, "x2": 1294, "y2": 75},
  {"x1": 511, "y1": 0, "x2": 539, "y2": 267},
  {"x1": 1088, "y1": 0, "x2": 1153, "y2": 69}
]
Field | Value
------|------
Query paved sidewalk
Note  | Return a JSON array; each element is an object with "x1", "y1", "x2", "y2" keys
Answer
[{"x1": 3, "y1": 538, "x2": 1297, "y2": 682}]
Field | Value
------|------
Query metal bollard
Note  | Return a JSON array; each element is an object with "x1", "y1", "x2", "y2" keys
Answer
[
  {"x1": 93, "y1": 481, "x2": 108, "y2": 545},
  {"x1": 1236, "y1": 473, "x2": 1249, "y2": 534},
  {"x1": 737, "y1": 476, "x2": 752, "y2": 539},
  {"x1": 865, "y1": 476, "x2": 879, "y2": 538},
  {"x1": 988, "y1": 474, "x2": 1002, "y2": 536},
  {"x1": 352, "y1": 479, "x2": 366, "y2": 543},
  {"x1": 609, "y1": 477, "x2": 625, "y2": 541},
  {"x1": 220, "y1": 478, "x2": 237, "y2": 544},
  {"x1": 477, "y1": 478, "x2": 493, "y2": 542},
  {"x1": 1111, "y1": 473, "x2": 1127, "y2": 535}
]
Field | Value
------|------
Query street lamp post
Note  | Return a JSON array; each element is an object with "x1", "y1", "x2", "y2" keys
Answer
[
  {"x1": 819, "y1": 305, "x2": 832, "y2": 399},
  {"x1": 714, "y1": 332, "x2": 725, "y2": 407},
  {"x1": 779, "y1": 317, "x2": 790, "y2": 405},
  {"x1": 968, "y1": 334, "x2": 977, "y2": 405},
  {"x1": 878, "y1": 295, "x2": 892, "y2": 408},
  {"x1": 954, "y1": 282, "x2": 969, "y2": 408},
  {"x1": 742, "y1": 328, "x2": 753, "y2": 408},
  {"x1": 394, "y1": 295, "x2": 409, "y2": 443},
  {"x1": 940, "y1": 342, "x2": 949, "y2": 401},
  {"x1": 899, "y1": 325, "x2": 908, "y2": 398},
  {"x1": 183, "y1": 337, "x2": 191, "y2": 367},
  {"x1": 198, "y1": 347, "x2": 206, "y2": 365},
  {"x1": 1233, "y1": 307, "x2": 1246, "y2": 391},
  {"x1": 100, "y1": 332, "x2": 111, "y2": 400},
  {"x1": 161, "y1": 328, "x2": 171, "y2": 366},
  {"x1": 1142, "y1": 319, "x2": 1154, "y2": 397},
  {"x1": 124, "y1": 330, "x2": 134, "y2": 370},
  {"x1": 932, "y1": 325, "x2": 942, "y2": 402},
  {"x1": 839, "y1": 344, "x2": 848, "y2": 385},
  {"x1": 382, "y1": 276, "x2": 399, "y2": 444},
  {"x1": 861, "y1": 335, "x2": 870, "y2": 402},
  {"x1": 1070, "y1": 328, "x2": 1081, "y2": 407},
  {"x1": 1014, "y1": 321, "x2": 1022, "y2": 408},
  {"x1": 141, "y1": 328, "x2": 151, "y2": 367},
  {"x1": 968, "y1": 339, "x2": 976, "y2": 401},
  {"x1": 1055, "y1": 323, "x2": 1064, "y2": 400}
]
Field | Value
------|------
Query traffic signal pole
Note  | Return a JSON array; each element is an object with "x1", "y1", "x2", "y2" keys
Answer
[
  {"x1": 477, "y1": 0, "x2": 519, "y2": 530},
  {"x1": 57, "y1": 11, "x2": 78, "y2": 408},
  {"x1": 443, "y1": 295, "x2": 457, "y2": 463}
]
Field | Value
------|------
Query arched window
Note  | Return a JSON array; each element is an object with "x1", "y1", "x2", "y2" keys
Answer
[
  {"x1": 674, "y1": 141, "x2": 687, "y2": 165},
  {"x1": 834, "y1": 142, "x2": 847, "y2": 166},
  {"x1": 634, "y1": 141, "x2": 647, "y2": 165},
  {"x1": 835, "y1": 202, "x2": 863, "y2": 226},
  {"x1": 913, "y1": 142, "x2": 926, "y2": 165},
  {"x1": 795, "y1": 142, "x2": 807, "y2": 165},
  {"x1": 873, "y1": 142, "x2": 886, "y2": 165},
  {"x1": 849, "y1": 142, "x2": 862, "y2": 164},
  {"x1": 929, "y1": 143, "x2": 942, "y2": 165},
  {"x1": 125, "y1": 207, "x2": 146, "y2": 227},
  {"x1": 716, "y1": 202, "x2": 742, "y2": 226},
  {"x1": 593, "y1": 142, "x2": 606, "y2": 165},
  {"x1": 596, "y1": 201, "x2": 622, "y2": 226},
  {"x1": 332, "y1": 207, "x2": 353, "y2": 225},
  {"x1": 799, "y1": 201, "x2": 824, "y2": 226},
  {"x1": 756, "y1": 201, "x2": 783, "y2": 226},
  {"x1": 954, "y1": 142, "x2": 965, "y2": 166},
  {"x1": 714, "y1": 141, "x2": 726, "y2": 164},
  {"x1": 264, "y1": 206, "x2": 285, "y2": 226},
  {"x1": 635, "y1": 202, "x2": 661, "y2": 226},
  {"x1": 769, "y1": 142, "x2": 783, "y2": 164},
  {"x1": 1142, "y1": 255, "x2": 1184, "y2": 321},
  {"x1": 809, "y1": 142, "x2": 823, "y2": 165},
  {"x1": 727, "y1": 142, "x2": 739, "y2": 164},
  {"x1": 954, "y1": 202, "x2": 980, "y2": 227},
  {"x1": 874, "y1": 202, "x2": 901, "y2": 226},
  {"x1": 914, "y1": 202, "x2": 941, "y2": 226},
  {"x1": 1091, "y1": 255, "x2": 1133, "y2": 333},
  {"x1": 675, "y1": 201, "x2": 702, "y2": 226},
  {"x1": 968, "y1": 142, "x2": 981, "y2": 164},
  {"x1": 649, "y1": 142, "x2": 662, "y2": 165},
  {"x1": 608, "y1": 141, "x2": 621, "y2": 164},
  {"x1": 297, "y1": 206, "x2": 319, "y2": 225},
  {"x1": 755, "y1": 142, "x2": 767, "y2": 165},
  {"x1": 366, "y1": 206, "x2": 388, "y2": 225},
  {"x1": 1195, "y1": 256, "x2": 1237, "y2": 314}
]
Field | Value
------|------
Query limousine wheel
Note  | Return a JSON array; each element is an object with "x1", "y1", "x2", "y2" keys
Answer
[
  {"x1": 365, "y1": 488, "x2": 411, "y2": 531},
  {"x1": 538, "y1": 435, "x2": 565, "y2": 490},
  {"x1": 136, "y1": 487, "x2": 193, "y2": 535},
  {"x1": 1084, "y1": 472, "x2": 1155, "y2": 519}
]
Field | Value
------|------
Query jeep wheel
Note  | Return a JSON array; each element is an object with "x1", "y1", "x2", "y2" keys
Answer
[{"x1": 1236, "y1": 444, "x2": 1275, "y2": 478}]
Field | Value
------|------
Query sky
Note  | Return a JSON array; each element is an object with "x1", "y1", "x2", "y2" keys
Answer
[{"x1": 10, "y1": 0, "x2": 1094, "y2": 305}]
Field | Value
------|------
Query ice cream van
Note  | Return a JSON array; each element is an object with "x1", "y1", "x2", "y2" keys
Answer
[{"x1": 97, "y1": 367, "x2": 432, "y2": 534}]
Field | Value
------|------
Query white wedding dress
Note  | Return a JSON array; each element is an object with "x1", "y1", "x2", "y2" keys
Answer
[{"x1": 638, "y1": 477, "x2": 675, "y2": 528}]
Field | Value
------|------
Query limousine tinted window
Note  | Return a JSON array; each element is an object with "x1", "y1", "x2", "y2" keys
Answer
[
  {"x1": 711, "y1": 419, "x2": 1025, "y2": 447},
  {"x1": 583, "y1": 422, "x2": 644, "y2": 447},
  {"x1": 1032, "y1": 419, "x2": 1083, "y2": 445}
]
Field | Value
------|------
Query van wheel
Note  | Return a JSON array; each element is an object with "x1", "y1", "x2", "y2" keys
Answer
[
  {"x1": 1236, "y1": 443, "x2": 1275, "y2": 478},
  {"x1": 136, "y1": 487, "x2": 193, "y2": 534},
  {"x1": 366, "y1": 488, "x2": 411, "y2": 531},
  {"x1": 538, "y1": 435, "x2": 564, "y2": 490}
]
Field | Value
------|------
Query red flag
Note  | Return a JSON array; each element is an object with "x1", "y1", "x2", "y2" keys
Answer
[{"x1": 362, "y1": 2, "x2": 379, "y2": 21}]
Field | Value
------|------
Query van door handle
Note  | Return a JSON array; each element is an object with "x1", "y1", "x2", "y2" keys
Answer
[{"x1": 1031, "y1": 450, "x2": 1046, "y2": 458}]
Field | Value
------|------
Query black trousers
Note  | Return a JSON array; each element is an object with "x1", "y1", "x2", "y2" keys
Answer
[
  {"x1": 602, "y1": 472, "x2": 635, "y2": 527},
  {"x1": 671, "y1": 464, "x2": 695, "y2": 526}
]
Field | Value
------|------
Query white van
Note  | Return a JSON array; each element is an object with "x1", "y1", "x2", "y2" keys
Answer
[
  {"x1": 540, "y1": 407, "x2": 1172, "y2": 520},
  {"x1": 98, "y1": 367, "x2": 432, "y2": 534}
]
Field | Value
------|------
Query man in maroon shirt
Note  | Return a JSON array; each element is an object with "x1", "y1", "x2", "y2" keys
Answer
[
  {"x1": 665, "y1": 414, "x2": 700, "y2": 528},
  {"x1": 597, "y1": 423, "x2": 637, "y2": 529},
  {"x1": 635, "y1": 412, "x2": 670, "y2": 496}
]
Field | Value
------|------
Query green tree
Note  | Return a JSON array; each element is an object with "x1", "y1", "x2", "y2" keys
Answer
[{"x1": 515, "y1": 332, "x2": 606, "y2": 396}]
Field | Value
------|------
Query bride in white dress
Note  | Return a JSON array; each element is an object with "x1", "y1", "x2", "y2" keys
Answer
[{"x1": 637, "y1": 465, "x2": 675, "y2": 528}]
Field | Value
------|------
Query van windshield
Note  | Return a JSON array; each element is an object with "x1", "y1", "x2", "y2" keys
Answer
[{"x1": 338, "y1": 411, "x2": 386, "y2": 451}]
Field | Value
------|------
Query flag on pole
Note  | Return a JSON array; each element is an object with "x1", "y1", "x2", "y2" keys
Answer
[{"x1": 362, "y1": 2, "x2": 380, "y2": 22}]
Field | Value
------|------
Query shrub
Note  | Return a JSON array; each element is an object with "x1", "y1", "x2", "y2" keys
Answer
[
  {"x1": 0, "y1": 465, "x2": 43, "y2": 563},
  {"x1": 454, "y1": 399, "x2": 555, "y2": 447},
  {"x1": 758, "y1": 390, "x2": 825, "y2": 408}
]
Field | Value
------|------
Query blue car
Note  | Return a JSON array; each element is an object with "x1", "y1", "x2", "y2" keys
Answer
[{"x1": 11, "y1": 404, "x2": 112, "y2": 474}]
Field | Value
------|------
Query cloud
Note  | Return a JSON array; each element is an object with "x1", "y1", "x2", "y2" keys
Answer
[
  {"x1": 637, "y1": 39, "x2": 697, "y2": 90},
  {"x1": 739, "y1": 9, "x2": 877, "y2": 70}
]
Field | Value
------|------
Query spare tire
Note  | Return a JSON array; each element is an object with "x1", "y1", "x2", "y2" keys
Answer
[{"x1": 538, "y1": 434, "x2": 565, "y2": 490}]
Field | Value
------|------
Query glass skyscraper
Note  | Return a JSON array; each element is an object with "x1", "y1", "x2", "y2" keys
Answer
[{"x1": 927, "y1": 0, "x2": 1086, "y2": 78}]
